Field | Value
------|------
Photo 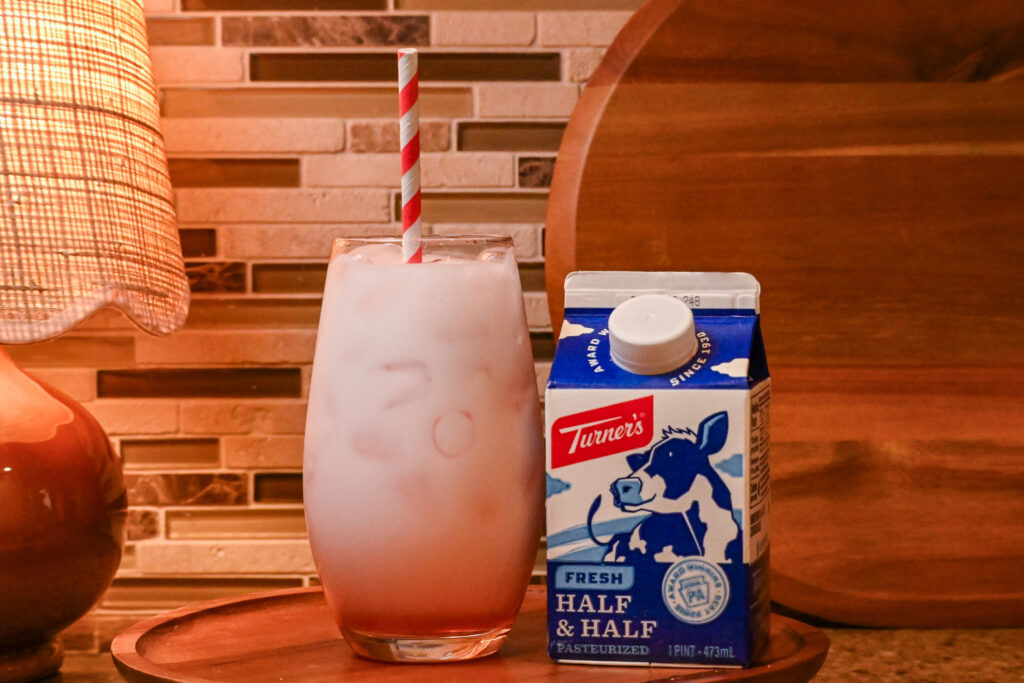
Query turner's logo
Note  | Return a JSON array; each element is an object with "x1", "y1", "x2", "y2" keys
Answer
[{"x1": 551, "y1": 396, "x2": 653, "y2": 468}]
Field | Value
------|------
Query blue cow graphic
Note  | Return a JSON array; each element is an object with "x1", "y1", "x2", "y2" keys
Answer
[{"x1": 587, "y1": 411, "x2": 741, "y2": 564}]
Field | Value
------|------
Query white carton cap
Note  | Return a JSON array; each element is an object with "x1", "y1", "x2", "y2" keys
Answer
[{"x1": 608, "y1": 294, "x2": 697, "y2": 375}]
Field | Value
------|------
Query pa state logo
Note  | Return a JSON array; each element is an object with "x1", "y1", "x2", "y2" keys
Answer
[{"x1": 661, "y1": 558, "x2": 729, "y2": 624}]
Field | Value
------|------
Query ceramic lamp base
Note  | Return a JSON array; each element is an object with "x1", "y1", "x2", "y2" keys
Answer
[
  {"x1": 0, "y1": 349, "x2": 125, "y2": 681},
  {"x1": 0, "y1": 640, "x2": 62, "y2": 683}
]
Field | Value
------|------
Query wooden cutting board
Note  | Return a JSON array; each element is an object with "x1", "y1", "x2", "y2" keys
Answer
[{"x1": 545, "y1": 0, "x2": 1024, "y2": 627}]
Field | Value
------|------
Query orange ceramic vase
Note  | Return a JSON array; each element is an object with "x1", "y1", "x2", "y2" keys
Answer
[{"x1": 0, "y1": 348, "x2": 125, "y2": 683}]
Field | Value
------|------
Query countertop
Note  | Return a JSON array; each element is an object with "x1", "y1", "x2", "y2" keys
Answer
[{"x1": 48, "y1": 627, "x2": 1024, "y2": 682}]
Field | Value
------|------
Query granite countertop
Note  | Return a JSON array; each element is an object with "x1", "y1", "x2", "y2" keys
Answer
[
  {"x1": 814, "y1": 627, "x2": 1024, "y2": 682},
  {"x1": 49, "y1": 627, "x2": 1024, "y2": 682}
]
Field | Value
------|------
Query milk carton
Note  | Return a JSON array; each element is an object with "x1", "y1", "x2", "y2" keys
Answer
[{"x1": 545, "y1": 272, "x2": 770, "y2": 667}]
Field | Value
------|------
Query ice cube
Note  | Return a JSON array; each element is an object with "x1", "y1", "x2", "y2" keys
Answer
[
  {"x1": 347, "y1": 243, "x2": 403, "y2": 264},
  {"x1": 379, "y1": 361, "x2": 430, "y2": 409},
  {"x1": 432, "y1": 411, "x2": 474, "y2": 458},
  {"x1": 352, "y1": 429, "x2": 397, "y2": 460},
  {"x1": 478, "y1": 248, "x2": 506, "y2": 262}
]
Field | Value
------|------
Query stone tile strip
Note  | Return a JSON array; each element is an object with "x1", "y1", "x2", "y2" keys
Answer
[
  {"x1": 397, "y1": 0, "x2": 641, "y2": 8},
  {"x1": 185, "y1": 261, "x2": 247, "y2": 293},
  {"x1": 82, "y1": 400, "x2": 181, "y2": 435},
  {"x1": 223, "y1": 435, "x2": 305, "y2": 468},
  {"x1": 349, "y1": 120, "x2": 450, "y2": 152},
  {"x1": 250, "y1": 263, "x2": 328, "y2": 294},
  {"x1": 518, "y1": 156, "x2": 555, "y2": 188},
  {"x1": 97, "y1": 368, "x2": 303, "y2": 398},
  {"x1": 178, "y1": 229, "x2": 217, "y2": 257},
  {"x1": 166, "y1": 510, "x2": 308, "y2": 540},
  {"x1": 218, "y1": 224, "x2": 395, "y2": 260},
  {"x1": 432, "y1": 12, "x2": 536, "y2": 46},
  {"x1": 538, "y1": 11, "x2": 634, "y2": 46},
  {"x1": 304, "y1": 152, "x2": 514, "y2": 188},
  {"x1": 134, "y1": 330, "x2": 318, "y2": 365},
  {"x1": 182, "y1": 300, "x2": 322, "y2": 328},
  {"x1": 163, "y1": 118, "x2": 346, "y2": 154},
  {"x1": 477, "y1": 83, "x2": 580, "y2": 118},
  {"x1": 162, "y1": 87, "x2": 473, "y2": 119},
  {"x1": 149, "y1": 47, "x2": 245, "y2": 83},
  {"x1": 174, "y1": 188, "x2": 390, "y2": 223},
  {"x1": 249, "y1": 52, "x2": 560, "y2": 83},
  {"x1": 457, "y1": 122, "x2": 566, "y2": 151},
  {"x1": 135, "y1": 540, "x2": 316, "y2": 573},
  {"x1": 524, "y1": 291, "x2": 552, "y2": 330},
  {"x1": 253, "y1": 473, "x2": 304, "y2": 503},
  {"x1": 126, "y1": 510, "x2": 161, "y2": 541},
  {"x1": 143, "y1": 0, "x2": 174, "y2": 13},
  {"x1": 126, "y1": 473, "x2": 248, "y2": 506},
  {"x1": 121, "y1": 438, "x2": 221, "y2": 468},
  {"x1": 401, "y1": 191, "x2": 549, "y2": 223},
  {"x1": 168, "y1": 159, "x2": 301, "y2": 188},
  {"x1": 146, "y1": 18, "x2": 215, "y2": 46},
  {"x1": 179, "y1": 400, "x2": 308, "y2": 434},
  {"x1": 222, "y1": 15, "x2": 428, "y2": 47},
  {"x1": 183, "y1": 0, "x2": 385, "y2": 10}
]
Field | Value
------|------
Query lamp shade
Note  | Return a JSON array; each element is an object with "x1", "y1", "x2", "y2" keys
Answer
[{"x1": 0, "y1": 0, "x2": 188, "y2": 343}]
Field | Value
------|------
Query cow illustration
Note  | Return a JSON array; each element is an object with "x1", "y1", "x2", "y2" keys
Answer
[{"x1": 587, "y1": 411, "x2": 741, "y2": 564}]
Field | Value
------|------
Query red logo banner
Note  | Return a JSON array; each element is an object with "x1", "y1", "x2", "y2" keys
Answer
[{"x1": 551, "y1": 396, "x2": 653, "y2": 468}]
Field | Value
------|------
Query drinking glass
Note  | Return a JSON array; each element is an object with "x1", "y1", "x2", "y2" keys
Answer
[{"x1": 303, "y1": 235, "x2": 544, "y2": 663}]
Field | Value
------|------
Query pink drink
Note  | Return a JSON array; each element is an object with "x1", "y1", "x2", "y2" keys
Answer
[{"x1": 303, "y1": 236, "x2": 543, "y2": 662}]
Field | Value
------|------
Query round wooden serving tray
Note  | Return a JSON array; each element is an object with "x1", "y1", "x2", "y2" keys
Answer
[{"x1": 111, "y1": 585, "x2": 828, "y2": 683}]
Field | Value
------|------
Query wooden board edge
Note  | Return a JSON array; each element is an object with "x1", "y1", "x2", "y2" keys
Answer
[
  {"x1": 109, "y1": 586, "x2": 323, "y2": 683},
  {"x1": 764, "y1": 617, "x2": 831, "y2": 683},
  {"x1": 771, "y1": 571, "x2": 1024, "y2": 628}
]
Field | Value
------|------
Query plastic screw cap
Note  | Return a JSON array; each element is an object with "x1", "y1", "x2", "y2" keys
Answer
[{"x1": 608, "y1": 294, "x2": 698, "y2": 375}]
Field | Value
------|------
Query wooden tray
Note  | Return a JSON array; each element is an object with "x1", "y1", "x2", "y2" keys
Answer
[
  {"x1": 111, "y1": 586, "x2": 828, "y2": 683},
  {"x1": 544, "y1": 0, "x2": 1024, "y2": 627}
]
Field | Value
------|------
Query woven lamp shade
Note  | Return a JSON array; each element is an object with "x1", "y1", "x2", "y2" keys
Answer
[{"x1": 0, "y1": 0, "x2": 189, "y2": 343}]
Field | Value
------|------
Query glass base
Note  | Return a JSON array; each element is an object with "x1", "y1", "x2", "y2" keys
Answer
[{"x1": 341, "y1": 625, "x2": 511, "y2": 663}]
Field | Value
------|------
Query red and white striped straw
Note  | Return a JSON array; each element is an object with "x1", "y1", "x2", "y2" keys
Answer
[{"x1": 397, "y1": 48, "x2": 422, "y2": 263}]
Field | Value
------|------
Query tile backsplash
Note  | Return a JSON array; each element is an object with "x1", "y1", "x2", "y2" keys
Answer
[{"x1": 26, "y1": 0, "x2": 643, "y2": 652}]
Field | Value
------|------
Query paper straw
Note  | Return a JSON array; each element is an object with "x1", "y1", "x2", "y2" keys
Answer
[{"x1": 398, "y1": 48, "x2": 422, "y2": 264}]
